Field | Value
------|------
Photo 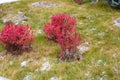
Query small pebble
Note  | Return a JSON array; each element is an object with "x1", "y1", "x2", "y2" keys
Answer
[
  {"x1": 89, "y1": 27, "x2": 96, "y2": 31},
  {"x1": 50, "y1": 76, "x2": 59, "y2": 80},
  {"x1": 23, "y1": 74, "x2": 32, "y2": 80},
  {"x1": 40, "y1": 61, "x2": 51, "y2": 71},
  {"x1": 21, "y1": 61, "x2": 27, "y2": 67},
  {"x1": 77, "y1": 42, "x2": 90, "y2": 54},
  {"x1": 99, "y1": 77, "x2": 104, "y2": 80}
]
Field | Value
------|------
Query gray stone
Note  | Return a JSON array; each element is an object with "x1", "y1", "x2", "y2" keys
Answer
[
  {"x1": 114, "y1": 18, "x2": 120, "y2": 27},
  {"x1": 89, "y1": 27, "x2": 96, "y2": 31},
  {"x1": 35, "y1": 61, "x2": 51, "y2": 72},
  {"x1": 21, "y1": 61, "x2": 27, "y2": 67},
  {"x1": 2, "y1": 12, "x2": 27, "y2": 24},
  {"x1": 99, "y1": 77, "x2": 104, "y2": 80},
  {"x1": 31, "y1": 2, "x2": 58, "y2": 8},
  {"x1": 23, "y1": 74, "x2": 32, "y2": 80},
  {"x1": 40, "y1": 61, "x2": 51, "y2": 71},
  {"x1": 77, "y1": 41, "x2": 90, "y2": 54},
  {"x1": 50, "y1": 77, "x2": 59, "y2": 80}
]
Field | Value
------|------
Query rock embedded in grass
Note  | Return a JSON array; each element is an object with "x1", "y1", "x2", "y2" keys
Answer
[
  {"x1": 50, "y1": 76, "x2": 59, "y2": 80},
  {"x1": 89, "y1": 27, "x2": 96, "y2": 31},
  {"x1": 114, "y1": 18, "x2": 120, "y2": 27},
  {"x1": 2, "y1": 12, "x2": 27, "y2": 24},
  {"x1": 23, "y1": 74, "x2": 32, "y2": 80},
  {"x1": 0, "y1": 76, "x2": 9, "y2": 80},
  {"x1": 99, "y1": 77, "x2": 104, "y2": 80},
  {"x1": 35, "y1": 61, "x2": 51, "y2": 72},
  {"x1": 31, "y1": 1, "x2": 58, "y2": 8},
  {"x1": 77, "y1": 41, "x2": 90, "y2": 54},
  {"x1": 40, "y1": 61, "x2": 51, "y2": 71},
  {"x1": 21, "y1": 61, "x2": 27, "y2": 67}
]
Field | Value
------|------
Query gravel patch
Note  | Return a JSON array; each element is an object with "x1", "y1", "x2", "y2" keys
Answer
[
  {"x1": 2, "y1": 12, "x2": 27, "y2": 24},
  {"x1": 31, "y1": 1, "x2": 58, "y2": 8}
]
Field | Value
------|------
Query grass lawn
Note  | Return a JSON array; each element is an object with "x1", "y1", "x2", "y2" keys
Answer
[{"x1": 0, "y1": 0, "x2": 120, "y2": 80}]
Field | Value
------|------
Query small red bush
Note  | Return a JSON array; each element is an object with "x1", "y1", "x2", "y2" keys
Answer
[
  {"x1": 58, "y1": 33, "x2": 81, "y2": 60},
  {"x1": 44, "y1": 14, "x2": 82, "y2": 61},
  {"x1": 0, "y1": 23, "x2": 34, "y2": 54},
  {"x1": 74, "y1": 0, "x2": 83, "y2": 4},
  {"x1": 44, "y1": 14, "x2": 76, "y2": 42}
]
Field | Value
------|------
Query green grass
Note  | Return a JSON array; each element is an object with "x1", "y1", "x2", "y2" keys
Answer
[{"x1": 0, "y1": 0, "x2": 120, "y2": 80}]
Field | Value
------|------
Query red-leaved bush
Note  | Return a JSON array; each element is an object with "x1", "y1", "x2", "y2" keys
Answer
[
  {"x1": 0, "y1": 23, "x2": 34, "y2": 55},
  {"x1": 44, "y1": 14, "x2": 82, "y2": 61},
  {"x1": 44, "y1": 14, "x2": 76, "y2": 42},
  {"x1": 58, "y1": 33, "x2": 81, "y2": 61},
  {"x1": 73, "y1": 0, "x2": 83, "y2": 4}
]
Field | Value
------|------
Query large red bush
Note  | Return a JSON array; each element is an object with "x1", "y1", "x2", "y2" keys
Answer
[
  {"x1": 44, "y1": 14, "x2": 82, "y2": 61},
  {"x1": 0, "y1": 23, "x2": 34, "y2": 54}
]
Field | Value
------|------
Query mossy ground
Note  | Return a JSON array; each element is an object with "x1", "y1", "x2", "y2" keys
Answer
[{"x1": 0, "y1": 0, "x2": 120, "y2": 80}]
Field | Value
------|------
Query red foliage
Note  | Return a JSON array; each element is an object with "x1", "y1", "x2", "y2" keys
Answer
[
  {"x1": 44, "y1": 14, "x2": 81, "y2": 61},
  {"x1": 74, "y1": 0, "x2": 83, "y2": 4},
  {"x1": 44, "y1": 14, "x2": 76, "y2": 42},
  {"x1": 0, "y1": 23, "x2": 34, "y2": 54},
  {"x1": 58, "y1": 33, "x2": 81, "y2": 51}
]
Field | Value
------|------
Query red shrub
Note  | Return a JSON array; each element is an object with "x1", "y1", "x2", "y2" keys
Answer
[
  {"x1": 44, "y1": 14, "x2": 76, "y2": 42},
  {"x1": 58, "y1": 32, "x2": 81, "y2": 61},
  {"x1": 0, "y1": 23, "x2": 34, "y2": 54},
  {"x1": 74, "y1": 0, "x2": 83, "y2": 4},
  {"x1": 58, "y1": 33, "x2": 81, "y2": 52},
  {"x1": 44, "y1": 14, "x2": 81, "y2": 61},
  {"x1": 44, "y1": 23, "x2": 58, "y2": 42}
]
